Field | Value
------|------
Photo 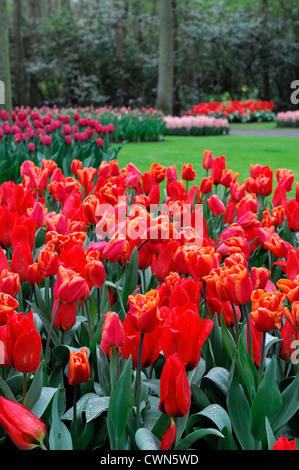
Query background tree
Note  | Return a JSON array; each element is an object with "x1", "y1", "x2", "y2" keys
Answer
[
  {"x1": 13, "y1": 0, "x2": 27, "y2": 105},
  {"x1": 0, "y1": 0, "x2": 13, "y2": 113},
  {"x1": 156, "y1": 0, "x2": 174, "y2": 114},
  {"x1": 2, "y1": 0, "x2": 299, "y2": 113}
]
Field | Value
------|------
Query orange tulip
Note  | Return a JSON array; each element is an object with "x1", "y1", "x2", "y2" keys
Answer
[
  {"x1": 150, "y1": 163, "x2": 166, "y2": 183},
  {"x1": 128, "y1": 289, "x2": 160, "y2": 334},
  {"x1": 0, "y1": 269, "x2": 20, "y2": 298},
  {"x1": 203, "y1": 263, "x2": 253, "y2": 305},
  {"x1": 251, "y1": 289, "x2": 285, "y2": 332},
  {"x1": 68, "y1": 347, "x2": 90, "y2": 385},
  {"x1": 276, "y1": 276, "x2": 299, "y2": 303},
  {"x1": 283, "y1": 301, "x2": 299, "y2": 332},
  {"x1": 0, "y1": 293, "x2": 18, "y2": 326}
]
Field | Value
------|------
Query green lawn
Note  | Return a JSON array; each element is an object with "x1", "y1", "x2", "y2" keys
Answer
[
  {"x1": 117, "y1": 134, "x2": 299, "y2": 195},
  {"x1": 229, "y1": 122, "x2": 297, "y2": 131},
  {"x1": 229, "y1": 122, "x2": 278, "y2": 130}
]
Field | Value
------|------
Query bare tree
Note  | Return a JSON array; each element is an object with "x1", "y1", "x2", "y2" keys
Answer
[
  {"x1": 14, "y1": 0, "x2": 27, "y2": 105},
  {"x1": 28, "y1": 0, "x2": 42, "y2": 107},
  {"x1": 0, "y1": 0, "x2": 13, "y2": 113},
  {"x1": 156, "y1": 0, "x2": 174, "y2": 115}
]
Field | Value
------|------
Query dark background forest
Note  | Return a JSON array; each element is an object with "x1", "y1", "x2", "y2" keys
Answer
[{"x1": 1, "y1": 0, "x2": 299, "y2": 115}]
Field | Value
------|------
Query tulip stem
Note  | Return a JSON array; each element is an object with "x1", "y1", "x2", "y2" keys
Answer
[
  {"x1": 22, "y1": 373, "x2": 27, "y2": 403},
  {"x1": 115, "y1": 347, "x2": 120, "y2": 382},
  {"x1": 84, "y1": 301, "x2": 92, "y2": 341},
  {"x1": 243, "y1": 303, "x2": 253, "y2": 360},
  {"x1": 258, "y1": 332, "x2": 266, "y2": 387},
  {"x1": 231, "y1": 302, "x2": 239, "y2": 349},
  {"x1": 97, "y1": 287, "x2": 101, "y2": 323},
  {"x1": 45, "y1": 301, "x2": 62, "y2": 363},
  {"x1": 202, "y1": 280, "x2": 208, "y2": 318},
  {"x1": 133, "y1": 332, "x2": 144, "y2": 430},
  {"x1": 71, "y1": 383, "x2": 79, "y2": 447},
  {"x1": 110, "y1": 348, "x2": 118, "y2": 394}
]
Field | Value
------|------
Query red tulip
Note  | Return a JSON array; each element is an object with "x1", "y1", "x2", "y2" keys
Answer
[
  {"x1": 11, "y1": 241, "x2": 34, "y2": 283},
  {"x1": 85, "y1": 251, "x2": 106, "y2": 288},
  {"x1": 100, "y1": 311, "x2": 125, "y2": 353},
  {"x1": 272, "y1": 436, "x2": 297, "y2": 450},
  {"x1": 251, "y1": 267, "x2": 271, "y2": 290},
  {"x1": 199, "y1": 176, "x2": 213, "y2": 194},
  {"x1": 280, "y1": 320, "x2": 299, "y2": 363},
  {"x1": 181, "y1": 163, "x2": 196, "y2": 181},
  {"x1": 210, "y1": 155, "x2": 226, "y2": 185},
  {"x1": 208, "y1": 194, "x2": 226, "y2": 216},
  {"x1": 53, "y1": 265, "x2": 90, "y2": 304},
  {"x1": 6, "y1": 310, "x2": 42, "y2": 373},
  {"x1": 160, "y1": 302, "x2": 213, "y2": 370},
  {"x1": 121, "y1": 312, "x2": 162, "y2": 368},
  {"x1": 37, "y1": 243, "x2": 59, "y2": 278},
  {"x1": 286, "y1": 199, "x2": 299, "y2": 232},
  {"x1": 202, "y1": 150, "x2": 213, "y2": 170},
  {"x1": 0, "y1": 396, "x2": 46, "y2": 450},
  {"x1": 159, "y1": 353, "x2": 191, "y2": 418}
]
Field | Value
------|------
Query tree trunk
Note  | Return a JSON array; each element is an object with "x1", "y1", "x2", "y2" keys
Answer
[
  {"x1": 113, "y1": 0, "x2": 125, "y2": 106},
  {"x1": 0, "y1": 0, "x2": 13, "y2": 113},
  {"x1": 261, "y1": 0, "x2": 270, "y2": 100},
  {"x1": 172, "y1": 0, "x2": 180, "y2": 115},
  {"x1": 14, "y1": 0, "x2": 27, "y2": 105},
  {"x1": 156, "y1": 0, "x2": 174, "y2": 115},
  {"x1": 28, "y1": 0, "x2": 42, "y2": 107}
]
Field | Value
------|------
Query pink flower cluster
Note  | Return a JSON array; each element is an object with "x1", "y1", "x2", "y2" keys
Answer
[
  {"x1": 164, "y1": 115, "x2": 229, "y2": 130},
  {"x1": 277, "y1": 111, "x2": 299, "y2": 125}
]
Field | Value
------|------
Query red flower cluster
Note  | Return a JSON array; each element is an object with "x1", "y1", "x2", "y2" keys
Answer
[{"x1": 186, "y1": 99, "x2": 275, "y2": 121}]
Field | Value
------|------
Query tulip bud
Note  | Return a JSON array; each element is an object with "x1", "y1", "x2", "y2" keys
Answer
[
  {"x1": 68, "y1": 347, "x2": 90, "y2": 385},
  {"x1": 100, "y1": 311, "x2": 125, "y2": 352},
  {"x1": 159, "y1": 353, "x2": 191, "y2": 418},
  {"x1": 0, "y1": 396, "x2": 46, "y2": 450},
  {"x1": 181, "y1": 163, "x2": 196, "y2": 181},
  {"x1": 208, "y1": 194, "x2": 226, "y2": 216},
  {"x1": 160, "y1": 419, "x2": 177, "y2": 450}
]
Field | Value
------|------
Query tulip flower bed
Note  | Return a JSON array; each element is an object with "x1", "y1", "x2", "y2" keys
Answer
[
  {"x1": 94, "y1": 106, "x2": 167, "y2": 142},
  {"x1": 164, "y1": 115, "x2": 230, "y2": 136},
  {"x1": 277, "y1": 111, "x2": 299, "y2": 128},
  {"x1": 0, "y1": 146, "x2": 299, "y2": 452},
  {"x1": 0, "y1": 107, "x2": 122, "y2": 186},
  {"x1": 186, "y1": 100, "x2": 276, "y2": 123}
]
